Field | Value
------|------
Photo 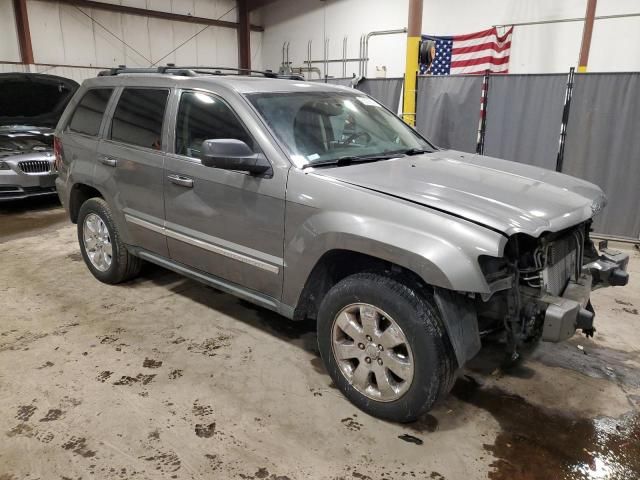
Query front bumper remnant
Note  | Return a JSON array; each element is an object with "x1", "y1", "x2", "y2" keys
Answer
[
  {"x1": 585, "y1": 248, "x2": 630, "y2": 288},
  {"x1": 541, "y1": 249, "x2": 630, "y2": 342}
]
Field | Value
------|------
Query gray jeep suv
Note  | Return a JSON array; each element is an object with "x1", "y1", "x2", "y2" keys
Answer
[{"x1": 55, "y1": 66, "x2": 629, "y2": 422}]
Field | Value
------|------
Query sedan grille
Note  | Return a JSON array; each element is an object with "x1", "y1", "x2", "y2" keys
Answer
[
  {"x1": 542, "y1": 230, "x2": 584, "y2": 296},
  {"x1": 18, "y1": 160, "x2": 51, "y2": 174}
]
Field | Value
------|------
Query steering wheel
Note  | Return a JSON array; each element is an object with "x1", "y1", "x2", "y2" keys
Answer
[{"x1": 342, "y1": 131, "x2": 371, "y2": 145}]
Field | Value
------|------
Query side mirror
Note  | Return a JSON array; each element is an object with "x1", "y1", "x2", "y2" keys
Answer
[{"x1": 200, "y1": 139, "x2": 271, "y2": 176}]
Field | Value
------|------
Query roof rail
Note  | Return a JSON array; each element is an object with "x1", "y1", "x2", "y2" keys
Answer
[{"x1": 98, "y1": 64, "x2": 304, "y2": 80}]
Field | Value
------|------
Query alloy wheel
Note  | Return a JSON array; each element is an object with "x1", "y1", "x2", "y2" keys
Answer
[
  {"x1": 82, "y1": 213, "x2": 113, "y2": 272},
  {"x1": 331, "y1": 303, "x2": 414, "y2": 402}
]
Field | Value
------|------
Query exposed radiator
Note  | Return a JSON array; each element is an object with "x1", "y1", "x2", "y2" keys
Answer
[
  {"x1": 18, "y1": 160, "x2": 51, "y2": 174},
  {"x1": 542, "y1": 230, "x2": 584, "y2": 296}
]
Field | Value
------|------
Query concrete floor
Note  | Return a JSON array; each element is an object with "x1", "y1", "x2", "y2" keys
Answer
[{"x1": 1, "y1": 196, "x2": 639, "y2": 480}]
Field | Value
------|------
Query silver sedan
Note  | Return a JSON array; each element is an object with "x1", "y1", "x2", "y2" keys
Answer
[{"x1": 0, "y1": 127, "x2": 57, "y2": 201}]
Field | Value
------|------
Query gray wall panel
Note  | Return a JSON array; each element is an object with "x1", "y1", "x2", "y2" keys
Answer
[
  {"x1": 415, "y1": 75, "x2": 483, "y2": 153},
  {"x1": 356, "y1": 78, "x2": 403, "y2": 113},
  {"x1": 484, "y1": 74, "x2": 566, "y2": 170},
  {"x1": 563, "y1": 73, "x2": 640, "y2": 239}
]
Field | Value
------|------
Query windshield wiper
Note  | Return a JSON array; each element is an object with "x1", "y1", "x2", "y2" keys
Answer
[
  {"x1": 301, "y1": 153, "x2": 400, "y2": 169},
  {"x1": 399, "y1": 147, "x2": 431, "y2": 156}
]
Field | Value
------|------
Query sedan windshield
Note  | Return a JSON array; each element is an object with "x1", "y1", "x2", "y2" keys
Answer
[{"x1": 246, "y1": 91, "x2": 434, "y2": 166}]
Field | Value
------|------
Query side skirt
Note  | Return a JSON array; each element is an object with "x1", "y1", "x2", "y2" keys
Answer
[{"x1": 129, "y1": 247, "x2": 295, "y2": 320}]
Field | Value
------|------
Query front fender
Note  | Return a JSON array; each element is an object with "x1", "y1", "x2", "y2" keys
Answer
[{"x1": 282, "y1": 169, "x2": 508, "y2": 308}]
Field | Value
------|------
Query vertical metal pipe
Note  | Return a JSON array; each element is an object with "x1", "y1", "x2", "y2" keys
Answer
[
  {"x1": 402, "y1": 0, "x2": 423, "y2": 125},
  {"x1": 324, "y1": 38, "x2": 329, "y2": 79},
  {"x1": 578, "y1": 0, "x2": 597, "y2": 72},
  {"x1": 363, "y1": 29, "x2": 407, "y2": 77},
  {"x1": 358, "y1": 34, "x2": 365, "y2": 77},
  {"x1": 307, "y1": 40, "x2": 312, "y2": 77},
  {"x1": 342, "y1": 36, "x2": 347, "y2": 78}
]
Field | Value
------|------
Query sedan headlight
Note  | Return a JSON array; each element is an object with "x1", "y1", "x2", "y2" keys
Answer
[{"x1": 0, "y1": 161, "x2": 10, "y2": 170}]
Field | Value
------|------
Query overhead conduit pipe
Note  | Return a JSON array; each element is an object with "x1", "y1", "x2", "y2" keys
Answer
[{"x1": 358, "y1": 28, "x2": 408, "y2": 78}]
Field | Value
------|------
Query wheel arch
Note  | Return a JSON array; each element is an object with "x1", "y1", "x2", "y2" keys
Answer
[
  {"x1": 291, "y1": 248, "x2": 436, "y2": 322},
  {"x1": 290, "y1": 246, "x2": 483, "y2": 368},
  {"x1": 68, "y1": 182, "x2": 103, "y2": 223}
]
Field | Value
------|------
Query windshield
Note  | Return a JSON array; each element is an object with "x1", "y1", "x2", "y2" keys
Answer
[{"x1": 246, "y1": 91, "x2": 434, "y2": 166}]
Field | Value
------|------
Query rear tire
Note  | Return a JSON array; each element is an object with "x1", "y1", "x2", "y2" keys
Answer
[
  {"x1": 77, "y1": 197, "x2": 141, "y2": 284},
  {"x1": 317, "y1": 273, "x2": 456, "y2": 422}
]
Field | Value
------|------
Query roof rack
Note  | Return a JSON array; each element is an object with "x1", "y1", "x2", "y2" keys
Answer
[{"x1": 98, "y1": 64, "x2": 304, "y2": 80}]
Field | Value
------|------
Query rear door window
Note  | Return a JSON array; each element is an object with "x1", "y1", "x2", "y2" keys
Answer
[
  {"x1": 67, "y1": 88, "x2": 113, "y2": 136},
  {"x1": 110, "y1": 88, "x2": 169, "y2": 150}
]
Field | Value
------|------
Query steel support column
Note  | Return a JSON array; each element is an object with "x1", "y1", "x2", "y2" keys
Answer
[
  {"x1": 402, "y1": 0, "x2": 423, "y2": 126},
  {"x1": 238, "y1": 0, "x2": 251, "y2": 70},
  {"x1": 13, "y1": 0, "x2": 34, "y2": 64},
  {"x1": 578, "y1": 0, "x2": 597, "y2": 72}
]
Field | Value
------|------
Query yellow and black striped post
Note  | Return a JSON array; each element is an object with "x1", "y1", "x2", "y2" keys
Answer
[{"x1": 402, "y1": 0, "x2": 423, "y2": 126}]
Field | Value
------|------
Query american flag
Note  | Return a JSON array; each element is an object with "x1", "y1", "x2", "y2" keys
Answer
[{"x1": 420, "y1": 27, "x2": 513, "y2": 75}]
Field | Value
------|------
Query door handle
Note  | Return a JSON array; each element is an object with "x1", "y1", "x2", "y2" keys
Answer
[
  {"x1": 98, "y1": 155, "x2": 117, "y2": 167},
  {"x1": 167, "y1": 174, "x2": 194, "y2": 188}
]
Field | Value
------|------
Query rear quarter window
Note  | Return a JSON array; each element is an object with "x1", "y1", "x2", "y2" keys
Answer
[{"x1": 67, "y1": 88, "x2": 113, "y2": 136}]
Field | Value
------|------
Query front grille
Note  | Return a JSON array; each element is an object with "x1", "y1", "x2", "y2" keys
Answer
[
  {"x1": 542, "y1": 230, "x2": 584, "y2": 296},
  {"x1": 18, "y1": 160, "x2": 51, "y2": 174}
]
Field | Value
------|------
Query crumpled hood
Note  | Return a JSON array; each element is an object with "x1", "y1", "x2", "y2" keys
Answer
[{"x1": 312, "y1": 150, "x2": 605, "y2": 237}]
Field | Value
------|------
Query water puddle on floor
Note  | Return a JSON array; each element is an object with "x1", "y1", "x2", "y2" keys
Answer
[{"x1": 452, "y1": 376, "x2": 640, "y2": 480}]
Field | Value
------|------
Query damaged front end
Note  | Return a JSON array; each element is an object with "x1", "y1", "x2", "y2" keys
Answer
[{"x1": 477, "y1": 222, "x2": 629, "y2": 358}]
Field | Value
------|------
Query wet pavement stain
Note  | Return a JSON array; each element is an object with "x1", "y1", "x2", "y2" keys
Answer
[
  {"x1": 398, "y1": 433, "x2": 424, "y2": 445},
  {"x1": 192, "y1": 401, "x2": 213, "y2": 417},
  {"x1": 66, "y1": 252, "x2": 83, "y2": 262},
  {"x1": 141, "y1": 450, "x2": 181, "y2": 473},
  {"x1": 15, "y1": 405, "x2": 37, "y2": 421},
  {"x1": 113, "y1": 375, "x2": 138, "y2": 386},
  {"x1": 614, "y1": 299, "x2": 633, "y2": 306},
  {"x1": 142, "y1": 358, "x2": 162, "y2": 368},
  {"x1": 6, "y1": 423, "x2": 33, "y2": 438},
  {"x1": 96, "y1": 371, "x2": 113, "y2": 382},
  {"x1": 38, "y1": 409, "x2": 63, "y2": 422},
  {"x1": 136, "y1": 373, "x2": 155, "y2": 385},
  {"x1": 407, "y1": 413, "x2": 439, "y2": 433},
  {"x1": 61, "y1": 436, "x2": 96, "y2": 458},
  {"x1": 533, "y1": 339, "x2": 640, "y2": 388},
  {"x1": 340, "y1": 416, "x2": 363, "y2": 431},
  {"x1": 195, "y1": 422, "x2": 216, "y2": 438},
  {"x1": 452, "y1": 375, "x2": 640, "y2": 480},
  {"x1": 187, "y1": 335, "x2": 232, "y2": 356}
]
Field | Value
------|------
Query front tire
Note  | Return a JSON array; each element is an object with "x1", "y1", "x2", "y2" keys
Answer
[
  {"x1": 77, "y1": 197, "x2": 141, "y2": 284},
  {"x1": 317, "y1": 273, "x2": 456, "y2": 422}
]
